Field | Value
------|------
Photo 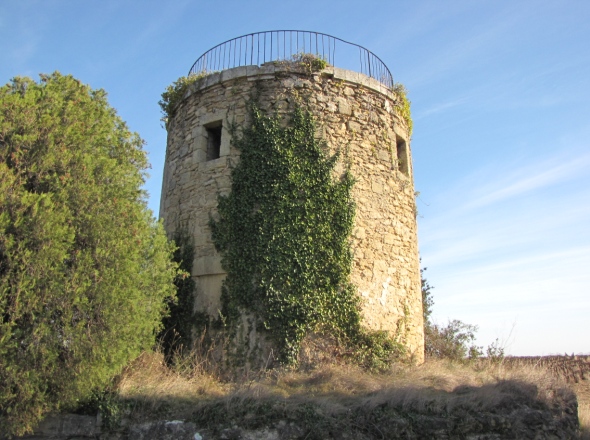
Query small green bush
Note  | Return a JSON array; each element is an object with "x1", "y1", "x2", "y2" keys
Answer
[
  {"x1": 291, "y1": 53, "x2": 329, "y2": 73},
  {"x1": 159, "y1": 229, "x2": 201, "y2": 359},
  {"x1": 425, "y1": 320, "x2": 483, "y2": 361}
]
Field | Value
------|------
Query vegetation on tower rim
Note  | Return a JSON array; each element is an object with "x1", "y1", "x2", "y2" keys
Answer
[
  {"x1": 159, "y1": 72, "x2": 207, "y2": 124},
  {"x1": 392, "y1": 83, "x2": 413, "y2": 136},
  {"x1": 160, "y1": 71, "x2": 412, "y2": 138}
]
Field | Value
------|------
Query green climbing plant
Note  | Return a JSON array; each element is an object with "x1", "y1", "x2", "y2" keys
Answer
[
  {"x1": 159, "y1": 72, "x2": 208, "y2": 123},
  {"x1": 159, "y1": 228, "x2": 206, "y2": 360},
  {"x1": 392, "y1": 83, "x2": 413, "y2": 136},
  {"x1": 210, "y1": 100, "x2": 403, "y2": 367}
]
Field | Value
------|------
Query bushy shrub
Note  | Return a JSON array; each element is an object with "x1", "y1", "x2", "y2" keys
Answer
[
  {"x1": 425, "y1": 320, "x2": 483, "y2": 360},
  {"x1": 159, "y1": 229, "x2": 209, "y2": 360},
  {"x1": 0, "y1": 73, "x2": 177, "y2": 435},
  {"x1": 291, "y1": 52, "x2": 329, "y2": 72},
  {"x1": 392, "y1": 83, "x2": 413, "y2": 135},
  {"x1": 421, "y1": 266, "x2": 482, "y2": 361}
]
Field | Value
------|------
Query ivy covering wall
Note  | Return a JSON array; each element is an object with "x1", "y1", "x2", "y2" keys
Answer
[{"x1": 210, "y1": 100, "x2": 402, "y2": 366}]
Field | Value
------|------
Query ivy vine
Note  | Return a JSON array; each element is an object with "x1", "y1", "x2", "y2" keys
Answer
[
  {"x1": 159, "y1": 228, "x2": 208, "y2": 360},
  {"x1": 210, "y1": 99, "x2": 403, "y2": 367}
]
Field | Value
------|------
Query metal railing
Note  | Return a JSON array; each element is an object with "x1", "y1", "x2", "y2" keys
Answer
[{"x1": 188, "y1": 30, "x2": 394, "y2": 89}]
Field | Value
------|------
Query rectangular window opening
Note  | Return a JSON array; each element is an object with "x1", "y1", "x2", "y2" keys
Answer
[
  {"x1": 396, "y1": 135, "x2": 409, "y2": 176},
  {"x1": 205, "y1": 123, "x2": 222, "y2": 161}
]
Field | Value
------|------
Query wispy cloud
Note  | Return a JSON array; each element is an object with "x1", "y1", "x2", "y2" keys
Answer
[
  {"x1": 419, "y1": 147, "x2": 590, "y2": 354},
  {"x1": 464, "y1": 154, "x2": 590, "y2": 209},
  {"x1": 428, "y1": 243, "x2": 590, "y2": 355},
  {"x1": 415, "y1": 97, "x2": 468, "y2": 119},
  {"x1": 421, "y1": 172, "x2": 590, "y2": 267},
  {"x1": 126, "y1": 0, "x2": 192, "y2": 49}
]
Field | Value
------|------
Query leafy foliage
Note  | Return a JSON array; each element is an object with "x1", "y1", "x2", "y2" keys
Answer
[
  {"x1": 421, "y1": 267, "x2": 482, "y2": 361},
  {"x1": 392, "y1": 83, "x2": 413, "y2": 136},
  {"x1": 291, "y1": 53, "x2": 329, "y2": 73},
  {"x1": 210, "y1": 101, "x2": 400, "y2": 366},
  {"x1": 210, "y1": 102, "x2": 356, "y2": 364},
  {"x1": 352, "y1": 329, "x2": 405, "y2": 371},
  {"x1": 485, "y1": 338, "x2": 506, "y2": 363},
  {"x1": 421, "y1": 265, "x2": 434, "y2": 324},
  {"x1": 425, "y1": 320, "x2": 482, "y2": 360},
  {"x1": 159, "y1": 228, "x2": 209, "y2": 360},
  {"x1": 159, "y1": 229, "x2": 197, "y2": 358},
  {"x1": 75, "y1": 389, "x2": 125, "y2": 431},
  {"x1": 0, "y1": 73, "x2": 177, "y2": 435},
  {"x1": 159, "y1": 73, "x2": 207, "y2": 123}
]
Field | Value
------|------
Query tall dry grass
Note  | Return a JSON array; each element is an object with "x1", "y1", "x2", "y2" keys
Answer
[
  {"x1": 499, "y1": 355, "x2": 590, "y2": 438},
  {"x1": 579, "y1": 401, "x2": 590, "y2": 439},
  {"x1": 570, "y1": 380, "x2": 590, "y2": 439},
  {"x1": 112, "y1": 348, "x2": 584, "y2": 435}
]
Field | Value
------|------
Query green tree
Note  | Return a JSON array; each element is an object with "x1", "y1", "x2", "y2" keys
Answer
[
  {"x1": 0, "y1": 73, "x2": 177, "y2": 435},
  {"x1": 420, "y1": 266, "x2": 482, "y2": 361},
  {"x1": 425, "y1": 319, "x2": 482, "y2": 360},
  {"x1": 421, "y1": 265, "x2": 434, "y2": 325}
]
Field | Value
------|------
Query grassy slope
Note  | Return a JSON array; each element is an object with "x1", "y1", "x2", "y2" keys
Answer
[{"x1": 108, "y1": 350, "x2": 588, "y2": 438}]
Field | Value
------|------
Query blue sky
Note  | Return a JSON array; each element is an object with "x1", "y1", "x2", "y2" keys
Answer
[{"x1": 2, "y1": 0, "x2": 589, "y2": 356}]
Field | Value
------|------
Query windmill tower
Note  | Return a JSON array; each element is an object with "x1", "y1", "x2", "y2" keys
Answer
[{"x1": 160, "y1": 31, "x2": 424, "y2": 364}]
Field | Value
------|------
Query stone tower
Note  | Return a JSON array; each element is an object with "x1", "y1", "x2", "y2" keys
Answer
[{"x1": 160, "y1": 31, "x2": 424, "y2": 363}]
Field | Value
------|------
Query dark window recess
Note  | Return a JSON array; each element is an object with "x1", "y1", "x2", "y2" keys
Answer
[
  {"x1": 206, "y1": 124, "x2": 222, "y2": 160},
  {"x1": 396, "y1": 135, "x2": 409, "y2": 176}
]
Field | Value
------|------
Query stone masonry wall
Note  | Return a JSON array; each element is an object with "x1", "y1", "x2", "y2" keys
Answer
[{"x1": 160, "y1": 64, "x2": 424, "y2": 362}]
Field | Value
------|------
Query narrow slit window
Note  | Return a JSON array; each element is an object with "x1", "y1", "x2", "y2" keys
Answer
[
  {"x1": 205, "y1": 123, "x2": 222, "y2": 161},
  {"x1": 396, "y1": 135, "x2": 409, "y2": 176}
]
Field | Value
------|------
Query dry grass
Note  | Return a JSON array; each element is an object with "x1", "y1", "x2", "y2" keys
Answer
[
  {"x1": 499, "y1": 355, "x2": 590, "y2": 439},
  {"x1": 582, "y1": 414, "x2": 590, "y2": 439},
  {"x1": 118, "y1": 350, "x2": 226, "y2": 397},
  {"x1": 112, "y1": 350, "x2": 585, "y2": 438},
  {"x1": 572, "y1": 381, "x2": 590, "y2": 439}
]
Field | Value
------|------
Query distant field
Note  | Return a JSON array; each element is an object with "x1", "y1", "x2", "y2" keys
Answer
[{"x1": 501, "y1": 355, "x2": 590, "y2": 383}]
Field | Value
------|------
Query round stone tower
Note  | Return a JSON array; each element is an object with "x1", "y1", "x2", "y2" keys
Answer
[{"x1": 160, "y1": 31, "x2": 424, "y2": 363}]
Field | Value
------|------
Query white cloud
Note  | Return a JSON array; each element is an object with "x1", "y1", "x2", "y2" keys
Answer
[{"x1": 470, "y1": 165, "x2": 576, "y2": 208}]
